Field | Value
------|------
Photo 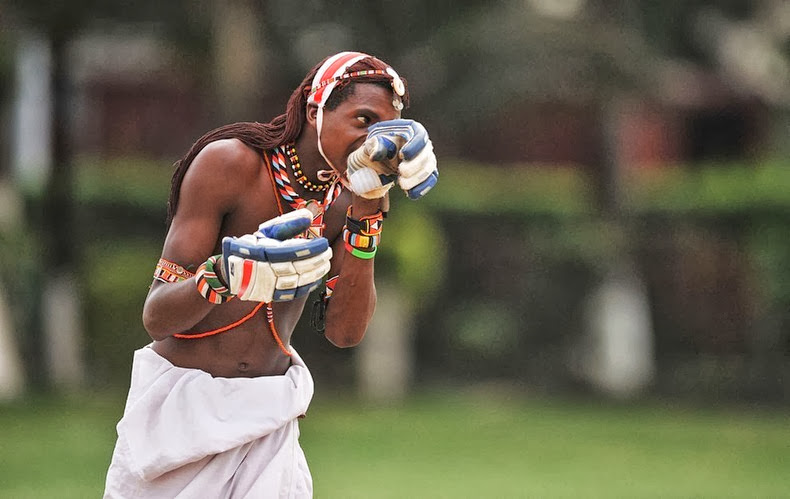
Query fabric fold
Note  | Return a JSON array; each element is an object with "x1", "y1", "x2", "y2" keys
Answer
[{"x1": 104, "y1": 344, "x2": 314, "y2": 498}]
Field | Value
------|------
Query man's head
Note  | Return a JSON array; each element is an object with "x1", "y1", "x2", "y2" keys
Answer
[
  {"x1": 282, "y1": 52, "x2": 409, "y2": 173},
  {"x1": 306, "y1": 79, "x2": 403, "y2": 178}
]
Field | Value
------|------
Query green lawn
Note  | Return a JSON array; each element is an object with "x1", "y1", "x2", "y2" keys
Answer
[{"x1": 0, "y1": 392, "x2": 788, "y2": 498}]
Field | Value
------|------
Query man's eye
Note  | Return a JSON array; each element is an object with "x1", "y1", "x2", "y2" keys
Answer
[{"x1": 357, "y1": 116, "x2": 371, "y2": 125}]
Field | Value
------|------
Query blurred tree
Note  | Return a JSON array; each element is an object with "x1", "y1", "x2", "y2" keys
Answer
[
  {"x1": 2, "y1": 0, "x2": 210, "y2": 391},
  {"x1": 4, "y1": 1, "x2": 98, "y2": 391}
]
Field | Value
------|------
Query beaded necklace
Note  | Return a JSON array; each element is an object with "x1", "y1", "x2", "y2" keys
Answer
[
  {"x1": 286, "y1": 144, "x2": 331, "y2": 193},
  {"x1": 269, "y1": 144, "x2": 343, "y2": 239}
]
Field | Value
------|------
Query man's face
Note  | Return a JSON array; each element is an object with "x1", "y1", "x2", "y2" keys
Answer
[{"x1": 317, "y1": 83, "x2": 402, "y2": 170}]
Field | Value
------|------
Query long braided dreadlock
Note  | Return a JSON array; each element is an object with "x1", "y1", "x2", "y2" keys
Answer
[{"x1": 166, "y1": 55, "x2": 409, "y2": 226}]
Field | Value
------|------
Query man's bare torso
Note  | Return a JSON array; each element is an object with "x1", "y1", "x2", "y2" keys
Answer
[{"x1": 152, "y1": 141, "x2": 350, "y2": 378}]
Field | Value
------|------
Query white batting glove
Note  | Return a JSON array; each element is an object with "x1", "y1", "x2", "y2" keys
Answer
[
  {"x1": 221, "y1": 209, "x2": 332, "y2": 302},
  {"x1": 346, "y1": 137, "x2": 399, "y2": 199},
  {"x1": 346, "y1": 119, "x2": 438, "y2": 200}
]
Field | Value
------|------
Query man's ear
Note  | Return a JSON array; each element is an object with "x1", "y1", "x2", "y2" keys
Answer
[{"x1": 306, "y1": 104, "x2": 318, "y2": 126}]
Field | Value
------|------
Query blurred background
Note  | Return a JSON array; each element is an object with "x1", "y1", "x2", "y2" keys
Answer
[{"x1": 0, "y1": 0, "x2": 789, "y2": 497}]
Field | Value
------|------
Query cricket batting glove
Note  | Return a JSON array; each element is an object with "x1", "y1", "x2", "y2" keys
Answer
[
  {"x1": 347, "y1": 119, "x2": 438, "y2": 200},
  {"x1": 221, "y1": 209, "x2": 332, "y2": 302},
  {"x1": 346, "y1": 137, "x2": 399, "y2": 199}
]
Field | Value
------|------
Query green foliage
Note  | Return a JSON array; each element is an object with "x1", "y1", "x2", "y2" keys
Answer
[
  {"x1": 425, "y1": 160, "x2": 790, "y2": 219},
  {"x1": 0, "y1": 226, "x2": 43, "y2": 343},
  {"x1": 421, "y1": 160, "x2": 596, "y2": 216},
  {"x1": 74, "y1": 157, "x2": 169, "y2": 387},
  {"x1": 443, "y1": 299, "x2": 520, "y2": 358},
  {"x1": 80, "y1": 238, "x2": 161, "y2": 387},
  {"x1": 377, "y1": 200, "x2": 448, "y2": 307},
  {"x1": 748, "y1": 222, "x2": 790, "y2": 313},
  {"x1": 623, "y1": 162, "x2": 790, "y2": 215},
  {"x1": 526, "y1": 217, "x2": 628, "y2": 271},
  {"x1": 75, "y1": 156, "x2": 172, "y2": 208}
]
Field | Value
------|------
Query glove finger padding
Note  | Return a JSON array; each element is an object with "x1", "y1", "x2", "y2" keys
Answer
[
  {"x1": 397, "y1": 139, "x2": 439, "y2": 199},
  {"x1": 222, "y1": 209, "x2": 333, "y2": 302},
  {"x1": 346, "y1": 136, "x2": 399, "y2": 199},
  {"x1": 257, "y1": 208, "x2": 313, "y2": 240},
  {"x1": 396, "y1": 120, "x2": 429, "y2": 161}
]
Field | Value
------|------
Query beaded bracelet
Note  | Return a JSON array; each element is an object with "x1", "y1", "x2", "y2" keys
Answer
[
  {"x1": 153, "y1": 258, "x2": 195, "y2": 283},
  {"x1": 345, "y1": 207, "x2": 383, "y2": 236},
  {"x1": 343, "y1": 208, "x2": 383, "y2": 259},
  {"x1": 195, "y1": 255, "x2": 235, "y2": 304},
  {"x1": 344, "y1": 241, "x2": 377, "y2": 259},
  {"x1": 343, "y1": 230, "x2": 378, "y2": 250}
]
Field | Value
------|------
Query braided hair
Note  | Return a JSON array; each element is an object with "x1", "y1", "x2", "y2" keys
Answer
[{"x1": 166, "y1": 55, "x2": 409, "y2": 225}]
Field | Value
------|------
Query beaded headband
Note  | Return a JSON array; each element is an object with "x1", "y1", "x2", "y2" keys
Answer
[
  {"x1": 308, "y1": 69, "x2": 405, "y2": 100},
  {"x1": 307, "y1": 51, "x2": 405, "y2": 176},
  {"x1": 307, "y1": 52, "x2": 405, "y2": 108}
]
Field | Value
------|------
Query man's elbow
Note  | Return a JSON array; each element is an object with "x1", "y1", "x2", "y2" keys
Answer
[
  {"x1": 325, "y1": 328, "x2": 365, "y2": 348},
  {"x1": 141, "y1": 306, "x2": 169, "y2": 342}
]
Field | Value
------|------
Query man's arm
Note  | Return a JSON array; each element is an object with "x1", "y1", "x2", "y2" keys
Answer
[
  {"x1": 323, "y1": 119, "x2": 438, "y2": 347},
  {"x1": 322, "y1": 196, "x2": 382, "y2": 347},
  {"x1": 142, "y1": 140, "x2": 257, "y2": 341}
]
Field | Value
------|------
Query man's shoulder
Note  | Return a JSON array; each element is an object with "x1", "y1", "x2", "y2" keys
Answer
[
  {"x1": 197, "y1": 138, "x2": 263, "y2": 168},
  {"x1": 186, "y1": 138, "x2": 266, "y2": 184}
]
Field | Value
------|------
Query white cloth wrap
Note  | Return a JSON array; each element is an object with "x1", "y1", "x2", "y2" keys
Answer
[{"x1": 103, "y1": 345, "x2": 314, "y2": 499}]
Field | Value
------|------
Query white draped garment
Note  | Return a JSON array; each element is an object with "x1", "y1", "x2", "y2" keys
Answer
[{"x1": 103, "y1": 344, "x2": 314, "y2": 499}]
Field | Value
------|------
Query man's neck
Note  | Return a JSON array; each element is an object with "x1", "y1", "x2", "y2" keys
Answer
[{"x1": 284, "y1": 138, "x2": 334, "y2": 202}]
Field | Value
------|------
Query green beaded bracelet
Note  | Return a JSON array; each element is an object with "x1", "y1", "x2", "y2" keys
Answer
[{"x1": 344, "y1": 242, "x2": 377, "y2": 260}]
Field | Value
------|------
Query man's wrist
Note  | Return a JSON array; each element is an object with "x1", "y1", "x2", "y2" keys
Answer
[{"x1": 350, "y1": 196, "x2": 383, "y2": 217}]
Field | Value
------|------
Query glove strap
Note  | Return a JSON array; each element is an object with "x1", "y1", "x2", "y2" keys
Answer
[{"x1": 195, "y1": 255, "x2": 235, "y2": 304}]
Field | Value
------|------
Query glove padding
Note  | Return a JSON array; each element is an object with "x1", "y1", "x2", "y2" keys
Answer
[
  {"x1": 347, "y1": 119, "x2": 438, "y2": 200},
  {"x1": 346, "y1": 136, "x2": 399, "y2": 199},
  {"x1": 221, "y1": 209, "x2": 332, "y2": 302}
]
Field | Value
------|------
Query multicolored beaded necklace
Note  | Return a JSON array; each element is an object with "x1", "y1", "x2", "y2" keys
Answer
[
  {"x1": 269, "y1": 144, "x2": 343, "y2": 239},
  {"x1": 286, "y1": 144, "x2": 331, "y2": 193}
]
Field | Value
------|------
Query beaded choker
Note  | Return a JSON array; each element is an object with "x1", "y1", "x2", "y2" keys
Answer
[
  {"x1": 286, "y1": 144, "x2": 332, "y2": 193},
  {"x1": 269, "y1": 145, "x2": 343, "y2": 239}
]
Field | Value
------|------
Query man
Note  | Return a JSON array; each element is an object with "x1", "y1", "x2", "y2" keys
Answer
[{"x1": 103, "y1": 51, "x2": 438, "y2": 498}]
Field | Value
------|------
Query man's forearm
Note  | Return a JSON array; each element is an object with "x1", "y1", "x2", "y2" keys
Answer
[{"x1": 323, "y1": 255, "x2": 377, "y2": 347}]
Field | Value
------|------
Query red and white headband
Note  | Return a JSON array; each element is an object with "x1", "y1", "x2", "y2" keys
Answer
[
  {"x1": 307, "y1": 51, "x2": 405, "y2": 109},
  {"x1": 307, "y1": 51, "x2": 406, "y2": 176}
]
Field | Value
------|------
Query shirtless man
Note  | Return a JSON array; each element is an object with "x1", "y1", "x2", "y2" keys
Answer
[{"x1": 103, "y1": 51, "x2": 438, "y2": 498}]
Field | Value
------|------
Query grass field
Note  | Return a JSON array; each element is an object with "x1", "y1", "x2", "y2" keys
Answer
[{"x1": 0, "y1": 390, "x2": 788, "y2": 498}]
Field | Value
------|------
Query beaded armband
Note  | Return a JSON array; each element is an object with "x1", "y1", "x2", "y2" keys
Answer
[
  {"x1": 195, "y1": 255, "x2": 235, "y2": 304},
  {"x1": 343, "y1": 208, "x2": 383, "y2": 259},
  {"x1": 154, "y1": 258, "x2": 195, "y2": 283}
]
